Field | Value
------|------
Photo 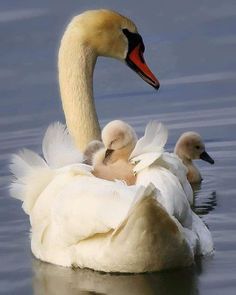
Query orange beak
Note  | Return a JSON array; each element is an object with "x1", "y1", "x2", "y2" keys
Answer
[{"x1": 126, "y1": 44, "x2": 160, "y2": 90}]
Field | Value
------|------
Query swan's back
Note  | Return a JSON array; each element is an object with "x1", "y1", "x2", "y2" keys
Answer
[{"x1": 31, "y1": 174, "x2": 193, "y2": 272}]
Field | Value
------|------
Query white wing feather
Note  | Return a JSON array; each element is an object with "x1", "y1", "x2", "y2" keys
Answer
[
  {"x1": 9, "y1": 122, "x2": 85, "y2": 213},
  {"x1": 161, "y1": 153, "x2": 193, "y2": 204},
  {"x1": 129, "y1": 121, "x2": 168, "y2": 159},
  {"x1": 42, "y1": 122, "x2": 83, "y2": 169},
  {"x1": 9, "y1": 149, "x2": 53, "y2": 214},
  {"x1": 131, "y1": 152, "x2": 163, "y2": 174},
  {"x1": 129, "y1": 120, "x2": 193, "y2": 204},
  {"x1": 9, "y1": 148, "x2": 47, "y2": 181},
  {"x1": 192, "y1": 212, "x2": 214, "y2": 255}
]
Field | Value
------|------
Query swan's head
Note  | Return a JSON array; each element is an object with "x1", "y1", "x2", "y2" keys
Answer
[
  {"x1": 174, "y1": 132, "x2": 214, "y2": 164},
  {"x1": 102, "y1": 120, "x2": 138, "y2": 162},
  {"x1": 66, "y1": 9, "x2": 159, "y2": 89}
]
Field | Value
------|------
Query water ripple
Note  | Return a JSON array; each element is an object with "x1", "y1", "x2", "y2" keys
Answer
[{"x1": 0, "y1": 9, "x2": 48, "y2": 23}]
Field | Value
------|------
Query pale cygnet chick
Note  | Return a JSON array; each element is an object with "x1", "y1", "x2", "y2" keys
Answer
[
  {"x1": 83, "y1": 140, "x2": 104, "y2": 165},
  {"x1": 174, "y1": 132, "x2": 214, "y2": 184},
  {"x1": 92, "y1": 120, "x2": 138, "y2": 185}
]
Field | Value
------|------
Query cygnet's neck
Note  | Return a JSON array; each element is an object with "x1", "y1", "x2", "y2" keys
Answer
[
  {"x1": 175, "y1": 148, "x2": 202, "y2": 183},
  {"x1": 58, "y1": 32, "x2": 101, "y2": 151}
]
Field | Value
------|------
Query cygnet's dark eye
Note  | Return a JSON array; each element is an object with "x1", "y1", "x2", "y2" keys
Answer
[{"x1": 195, "y1": 145, "x2": 200, "y2": 150}]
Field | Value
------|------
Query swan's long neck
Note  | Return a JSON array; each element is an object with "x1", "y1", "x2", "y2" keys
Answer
[{"x1": 58, "y1": 33, "x2": 101, "y2": 151}]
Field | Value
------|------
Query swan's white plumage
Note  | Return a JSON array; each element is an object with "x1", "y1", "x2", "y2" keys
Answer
[
  {"x1": 130, "y1": 120, "x2": 193, "y2": 204},
  {"x1": 9, "y1": 149, "x2": 53, "y2": 214},
  {"x1": 130, "y1": 121, "x2": 168, "y2": 159},
  {"x1": 49, "y1": 179, "x2": 156, "y2": 244},
  {"x1": 161, "y1": 153, "x2": 193, "y2": 205},
  {"x1": 10, "y1": 123, "x2": 151, "y2": 236},
  {"x1": 131, "y1": 121, "x2": 213, "y2": 255},
  {"x1": 134, "y1": 166, "x2": 192, "y2": 227},
  {"x1": 42, "y1": 122, "x2": 83, "y2": 168},
  {"x1": 9, "y1": 6, "x2": 214, "y2": 271},
  {"x1": 10, "y1": 122, "x2": 198, "y2": 272},
  {"x1": 191, "y1": 212, "x2": 214, "y2": 255},
  {"x1": 9, "y1": 122, "x2": 86, "y2": 214}
]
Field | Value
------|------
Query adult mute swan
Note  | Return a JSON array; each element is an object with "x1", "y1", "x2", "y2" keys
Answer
[
  {"x1": 58, "y1": 9, "x2": 159, "y2": 151},
  {"x1": 10, "y1": 10, "x2": 198, "y2": 273},
  {"x1": 174, "y1": 132, "x2": 214, "y2": 183},
  {"x1": 10, "y1": 122, "x2": 194, "y2": 272}
]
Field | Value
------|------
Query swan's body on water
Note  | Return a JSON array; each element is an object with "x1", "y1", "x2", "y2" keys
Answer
[
  {"x1": 9, "y1": 9, "x2": 213, "y2": 273},
  {"x1": 10, "y1": 122, "x2": 196, "y2": 272},
  {"x1": 10, "y1": 122, "x2": 213, "y2": 272}
]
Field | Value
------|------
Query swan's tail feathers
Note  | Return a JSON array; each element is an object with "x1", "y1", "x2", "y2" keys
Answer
[
  {"x1": 130, "y1": 121, "x2": 168, "y2": 159},
  {"x1": 9, "y1": 149, "x2": 53, "y2": 215},
  {"x1": 192, "y1": 212, "x2": 214, "y2": 256},
  {"x1": 42, "y1": 122, "x2": 83, "y2": 169}
]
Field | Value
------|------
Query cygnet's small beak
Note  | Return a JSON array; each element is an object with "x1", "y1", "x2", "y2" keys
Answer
[
  {"x1": 200, "y1": 151, "x2": 215, "y2": 164},
  {"x1": 126, "y1": 44, "x2": 160, "y2": 90},
  {"x1": 103, "y1": 149, "x2": 114, "y2": 164}
]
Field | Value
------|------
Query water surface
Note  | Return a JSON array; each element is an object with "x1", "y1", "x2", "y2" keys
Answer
[{"x1": 0, "y1": 1, "x2": 236, "y2": 294}]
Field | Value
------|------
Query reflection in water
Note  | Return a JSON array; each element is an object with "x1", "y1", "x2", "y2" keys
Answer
[
  {"x1": 32, "y1": 258, "x2": 200, "y2": 295},
  {"x1": 191, "y1": 178, "x2": 217, "y2": 216},
  {"x1": 191, "y1": 182, "x2": 203, "y2": 196},
  {"x1": 194, "y1": 190, "x2": 217, "y2": 216}
]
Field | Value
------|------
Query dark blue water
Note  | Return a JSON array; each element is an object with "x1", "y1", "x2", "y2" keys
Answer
[{"x1": 0, "y1": 1, "x2": 236, "y2": 294}]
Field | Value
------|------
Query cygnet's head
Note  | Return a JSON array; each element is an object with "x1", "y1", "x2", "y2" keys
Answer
[
  {"x1": 60, "y1": 9, "x2": 159, "y2": 89},
  {"x1": 102, "y1": 120, "x2": 138, "y2": 162},
  {"x1": 174, "y1": 132, "x2": 214, "y2": 164},
  {"x1": 83, "y1": 140, "x2": 104, "y2": 165}
]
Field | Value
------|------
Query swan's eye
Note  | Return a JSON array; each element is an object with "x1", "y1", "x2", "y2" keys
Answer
[
  {"x1": 195, "y1": 145, "x2": 200, "y2": 150},
  {"x1": 122, "y1": 28, "x2": 145, "y2": 53},
  {"x1": 122, "y1": 28, "x2": 159, "y2": 90}
]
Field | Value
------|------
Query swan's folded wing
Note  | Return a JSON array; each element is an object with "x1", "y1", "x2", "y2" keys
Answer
[
  {"x1": 51, "y1": 177, "x2": 155, "y2": 245},
  {"x1": 161, "y1": 153, "x2": 187, "y2": 181},
  {"x1": 135, "y1": 166, "x2": 192, "y2": 228},
  {"x1": 161, "y1": 153, "x2": 193, "y2": 205},
  {"x1": 131, "y1": 152, "x2": 163, "y2": 174},
  {"x1": 9, "y1": 149, "x2": 51, "y2": 213},
  {"x1": 42, "y1": 122, "x2": 83, "y2": 168},
  {"x1": 191, "y1": 212, "x2": 214, "y2": 255}
]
